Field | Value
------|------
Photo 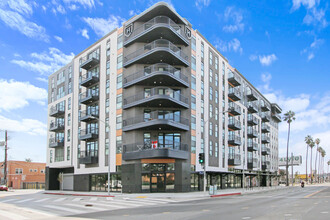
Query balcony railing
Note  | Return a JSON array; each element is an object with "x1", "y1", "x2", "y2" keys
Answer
[
  {"x1": 272, "y1": 113, "x2": 282, "y2": 122},
  {"x1": 124, "y1": 16, "x2": 189, "y2": 46},
  {"x1": 262, "y1": 161, "x2": 270, "y2": 170},
  {"x1": 262, "y1": 145, "x2": 271, "y2": 155},
  {"x1": 49, "y1": 104, "x2": 65, "y2": 117},
  {"x1": 261, "y1": 103, "x2": 270, "y2": 112},
  {"x1": 248, "y1": 158, "x2": 258, "y2": 169},
  {"x1": 80, "y1": 71, "x2": 99, "y2": 87},
  {"x1": 79, "y1": 109, "x2": 99, "y2": 122},
  {"x1": 123, "y1": 39, "x2": 189, "y2": 67},
  {"x1": 247, "y1": 141, "x2": 258, "y2": 151},
  {"x1": 228, "y1": 70, "x2": 241, "y2": 87},
  {"x1": 228, "y1": 102, "x2": 241, "y2": 116},
  {"x1": 49, "y1": 137, "x2": 64, "y2": 148},
  {"x1": 228, "y1": 87, "x2": 241, "y2": 101},
  {"x1": 248, "y1": 102, "x2": 258, "y2": 113},
  {"x1": 80, "y1": 52, "x2": 99, "y2": 70},
  {"x1": 247, "y1": 128, "x2": 258, "y2": 138},
  {"x1": 123, "y1": 142, "x2": 189, "y2": 160},
  {"x1": 261, "y1": 135, "x2": 270, "y2": 143},
  {"x1": 123, "y1": 87, "x2": 189, "y2": 109},
  {"x1": 49, "y1": 121, "x2": 65, "y2": 131},
  {"x1": 261, "y1": 123, "x2": 270, "y2": 133},
  {"x1": 247, "y1": 114, "x2": 258, "y2": 125},
  {"x1": 228, "y1": 118, "x2": 241, "y2": 130},
  {"x1": 123, "y1": 111, "x2": 189, "y2": 131},
  {"x1": 228, "y1": 154, "x2": 241, "y2": 166},
  {"x1": 247, "y1": 89, "x2": 258, "y2": 101},
  {"x1": 123, "y1": 63, "x2": 189, "y2": 88},
  {"x1": 79, "y1": 90, "x2": 99, "y2": 104},
  {"x1": 79, "y1": 150, "x2": 98, "y2": 164},
  {"x1": 261, "y1": 112, "x2": 270, "y2": 122},
  {"x1": 228, "y1": 134, "x2": 241, "y2": 146},
  {"x1": 79, "y1": 128, "x2": 99, "y2": 140}
]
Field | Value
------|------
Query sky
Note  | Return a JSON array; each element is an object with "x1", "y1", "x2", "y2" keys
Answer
[{"x1": 0, "y1": 0, "x2": 329, "y2": 174}]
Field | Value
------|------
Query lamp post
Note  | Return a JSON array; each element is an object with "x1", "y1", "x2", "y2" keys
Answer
[{"x1": 203, "y1": 108, "x2": 232, "y2": 192}]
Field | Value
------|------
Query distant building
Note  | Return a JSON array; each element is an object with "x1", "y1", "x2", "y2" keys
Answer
[{"x1": 0, "y1": 161, "x2": 46, "y2": 189}]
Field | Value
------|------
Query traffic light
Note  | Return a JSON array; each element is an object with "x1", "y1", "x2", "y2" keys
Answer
[{"x1": 199, "y1": 153, "x2": 204, "y2": 164}]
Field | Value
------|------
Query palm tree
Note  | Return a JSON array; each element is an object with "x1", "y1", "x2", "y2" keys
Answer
[
  {"x1": 283, "y1": 111, "x2": 295, "y2": 186},
  {"x1": 321, "y1": 149, "x2": 326, "y2": 182},
  {"x1": 304, "y1": 135, "x2": 312, "y2": 183},
  {"x1": 327, "y1": 160, "x2": 330, "y2": 182},
  {"x1": 314, "y1": 138, "x2": 320, "y2": 183},
  {"x1": 309, "y1": 139, "x2": 315, "y2": 184},
  {"x1": 318, "y1": 146, "x2": 323, "y2": 183}
]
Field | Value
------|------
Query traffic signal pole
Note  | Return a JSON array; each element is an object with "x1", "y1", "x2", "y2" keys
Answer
[{"x1": 4, "y1": 130, "x2": 8, "y2": 185}]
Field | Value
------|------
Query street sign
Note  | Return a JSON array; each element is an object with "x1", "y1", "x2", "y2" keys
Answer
[{"x1": 279, "y1": 156, "x2": 302, "y2": 166}]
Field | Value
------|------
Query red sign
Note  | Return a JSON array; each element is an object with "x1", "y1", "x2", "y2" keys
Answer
[{"x1": 152, "y1": 141, "x2": 158, "y2": 149}]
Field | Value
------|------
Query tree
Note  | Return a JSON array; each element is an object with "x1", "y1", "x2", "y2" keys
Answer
[
  {"x1": 321, "y1": 149, "x2": 326, "y2": 182},
  {"x1": 314, "y1": 138, "x2": 320, "y2": 183},
  {"x1": 309, "y1": 139, "x2": 315, "y2": 184},
  {"x1": 304, "y1": 135, "x2": 312, "y2": 183},
  {"x1": 318, "y1": 147, "x2": 323, "y2": 183},
  {"x1": 327, "y1": 160, "x2": 330, "y2": 182},
  {"x1": 283, "y1": 111, "x2": 295, "y2": 186},
  {"x1": 25, "y1": 158, "x2": 32, "y2": 162}
]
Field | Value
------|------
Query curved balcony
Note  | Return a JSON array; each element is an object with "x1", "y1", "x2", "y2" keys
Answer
[
  {"x1": 228, "y1": 134, "x2": 241, "y2": 146},
  {"x1": 261, "y1": 113, "x2": 270, "y2": 122},
  {"x1": 79, "y1": 151, "x2": 98, "y2": 164},
  {"x1": 261, "y1": 135, "x2": 270, "y2": 144},
  {"x1": 124, "y1": 16, "x2": 189, "y2": 47},
  {"x1": 79, "y1": 128, "x2": 98, "y2": 141},
  {"x1": 228, "y1": 154, "x2": 241, "y2": 166},
  {"x1": 123, "y1": 63, "x2": 189, "y2": 88},
  {"x1": 248, "y1": 102, "x2": 258, "y2": 113},
  {"x1": 247, "y1": 128, "x2": 258, "y2": 138},
  {"x1": 123, "y1": 142, "x2": 189, "y2": 160},
  {"x1": 80, "y1": 71, "x2": 99, "y2": 87},
  {"x1": 123, "y1": 87, "x2": 189, "y2": 109},
  {"x1": 49, "y1": 104, "x2": 65, "y2": 117},
  {"x1": 228, "y1": 118, "x2": 241, "y2": 130},
  {"x1": 261, "y1": 123, "x2": 270, "y2": 133},
  {"x1": 123, "y1": 39, "x2": 189, "y2": 67},
  {"x1": 272, "y1": 113, "x2": 282, "y2": 122},
  {"x1": 247, "y1": 141, "x2": 258, "y2": 151},
  {"x1": 49, "y1": 137, "x2": 64, "y2": 148},
  {"x1": 79, "y1": 110, "x2": 99, "y2": 122},
  {"x1": 228, "y1": 102, "x2": 241, "y2": 116},
  {"x1": 80, "y1": 53, "x2": 99, "y2": 70},
  {"x1": 49, "y1": 121, "x2": 64, "y2": 132},
  {"x1": 247, "y1": 114, "x2": 258, "y2": 126},
  {"x1": 261, "y1": 103, "x2": 270, "y2": 112},
  {"x1": 123, "y1": 111, "x2": 189, "y2": 132},
  {"x1": 262, "y1": 145, "x2": 271, "y2": 155},
  {"x1": 228, "y1": 70, "x2": 241, "y2": 87},
  {"x1": 247, "y1": 89, "x2": 258, "y2": 101},
  {"x1": 79, "y1": 91, "x2": 99, "y2": 105},
  {"x1": 228, "y1": 87, "x2": 241, "y2": 101}
]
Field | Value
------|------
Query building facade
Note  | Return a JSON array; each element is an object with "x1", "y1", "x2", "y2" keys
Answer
[
  {"x1": 0, "y1": 161, "x2": 46, "y2": 189},
  {"x1": 46, "y1": 2, "x2": 282, "y2": 192}
]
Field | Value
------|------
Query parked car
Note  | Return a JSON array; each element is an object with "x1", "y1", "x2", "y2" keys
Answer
[{"x1": 0, "y1": 185, "x2": 8, "y2": 191}]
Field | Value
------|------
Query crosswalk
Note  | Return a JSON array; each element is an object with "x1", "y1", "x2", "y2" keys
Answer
[{"x1": 0, "y1": 195, "x2": 199, "y2": 219}]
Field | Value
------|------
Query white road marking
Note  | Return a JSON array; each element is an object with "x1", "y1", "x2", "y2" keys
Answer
[
  {"x1": 242, "y1": 217, "x2": 251, "y2": 220},
  {"x1": 34, "y1": 198, "x2": 50, "y2": 203},
  {"x1": 54, "y1": 197, "x2": 66, "y2": 202},
  {"x1": 123, "y1": 199, "x2": 165, "y2": 205},
  {"x1": 72, "y1": 198, "x2": 82, "y2": 202},
  {"x1": 43, "y1": 204, "x2": 85, "y2": 214},
  {"x1": 284, "y1": 214, "x2": 292, "y2": 216},
  {"x1": 106, "y1": 197, "x2": 114, "y2": 200},
  {"x1": 15, "y1": 198, "x2": 34, "y2": 204},
  {"x1": 321, "y1": 211, "x2": 329, "y2": 214},
  {"x1": 90, "y1": 197, "x2": 98, "y2": 201},
  {"x1": 0, "y1": 199, "x2": 17, "y2": 203},
  {"x1": 66, "y1": 203, "x2": 106, "y2": 211},
  {"x1": 106, "y1": 200, "x2": 142, "y2": 207},
  {"x1": 0, "y1": 209, "x2": 29, "y2": 220},
  {"x1": 86, "y1": 202, "x2": 128, "y2": 209}
]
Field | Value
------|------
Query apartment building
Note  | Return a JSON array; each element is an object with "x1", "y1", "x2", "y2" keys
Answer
[{"x1": 46, "y1": 2, "x2": 282, "y2": 192}]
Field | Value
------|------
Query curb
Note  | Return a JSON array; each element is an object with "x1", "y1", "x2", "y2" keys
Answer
[
  {"x1": 210, "y1": 192, "x2": 241, "y2": 198},
  {"x1": 43, "y1": 192, "x2": 115, "y2": 197}
]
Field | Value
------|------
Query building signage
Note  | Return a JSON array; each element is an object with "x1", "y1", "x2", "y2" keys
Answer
[
  {"x1": 152, "y1": 141, "x2": 158, "y2": 149},
  {"x1": 185, "y1": 26, "x2": 191, "y2": 39},
  {"x1": 124, "y1": 23, "x2": 134, "y2": 37},
  {"x1": 279, "y1": 156, "x2": 302, "y2": 166}
]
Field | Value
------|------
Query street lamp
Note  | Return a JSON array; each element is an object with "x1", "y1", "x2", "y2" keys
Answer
[{"x1": 203, "y1": 108, "x2": 232, "y2": 193}]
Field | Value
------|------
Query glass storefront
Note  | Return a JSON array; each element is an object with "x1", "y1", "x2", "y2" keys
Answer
[{"x1": 90, "y1": 173, "x2": 122, "y2": 192}]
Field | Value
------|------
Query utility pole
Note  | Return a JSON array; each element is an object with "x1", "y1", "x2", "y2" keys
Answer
[
  {"x1": 291, "y1": 153, "x2": 293, "y2": 186},
  {"x1": 4, "y1": 130, "x2": 8, "y2": 186}
]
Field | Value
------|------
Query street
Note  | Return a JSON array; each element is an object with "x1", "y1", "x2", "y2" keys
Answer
[{"x1": 0, "y1": 185, "x2": 329, "y2": 219}]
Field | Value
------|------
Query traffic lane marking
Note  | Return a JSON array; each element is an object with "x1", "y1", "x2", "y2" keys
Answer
[{"x1": 304, "y1": 189, "x2": 325, "y2": 198}]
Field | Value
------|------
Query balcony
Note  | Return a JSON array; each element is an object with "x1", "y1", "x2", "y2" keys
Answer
[
  {"x1": 49, "y1": 137, "x2": 64, "y2": 148},
  {"x1": 228, "y1": 134, "x2": 241, "y2": 146},
  {"x1": 79, "y1": 128, "x2": 98, "y2": 141},
  {"x1": 262, "y1": 161, "x2": 270, "y2": 171},
  {"x1": 247, "y1": 114, "x2": 258, "y2": 126},
  {"x1": 261, "y1": 135, "x2": 270, "y2": 144},
  {"x1": 261, "y1": 103, "x2": 270, "y2": 112},
  {"x1": 228, "y1": 70, "x2": 241, "y2": 87},
  {"x1": 262, "y1": 145, "x2": 271, "y2": 155},
  {"x1": 49, "y1": 105, "x2": 65, "y2": 117},
  {"x1": 228, "y1": 87, "x2": 241, "y2": 101},
  {"x1": 248, "y1": 158, "x2": 258, "y2": 169},
  {"x1": 247, "y1": 89, "x2": 258, "y2": 101},
  {"x1": 248, "y1": 102, "x2": 258, "y2": 113},
  {"x1": 49, "y1": 121, "x2": 64, "y2": 132},
  {"x1": 271, "y1": 103, "x2": 282, "y2": 114},
  {"x1": 272, "y1": 113, "x2": 282, "y2": 122},
  {"x1": 123, "y1": 87, "x2": 189, "y2": 109},
  {"x1": 79, "y1": 110, "x2": 99, "y2": 122},
  {"x1": 228, "y1": 102, "x2": 241, "y2": 116},
  {"x1": 80, "y1": 71, "x2": 99, "y2": 87},
  {"x1": 124, "y1": 16, "x2": 189, "y2": 47},
  {"x1": 228, "y1": 154, "x2": 241, "y2": 166},
  {"x1": 79, "y1": 91, "x2": 99, "y2": 105},
  {"x1": 123, "y1": 39, "x2": 189, "y2": 67},
  {"x1": 247, "y1": 128, "x2": 258, "y2": 138},
  {"x1": 123, "y1": 111, "x2": 189, "y2": 132},
  {"x1": 261, "y1": 113, "x2": 270, "y2": 122},
  {"x1": 79, "y1": 151, "x2": 98, "y2": 164},
  {"x1": 228, "y1": 118, "x2": 241, "y2": 130},
  {"x1": 261, "y1": 123, "x2": 270, "y2": 133},
  {"x1": 247, "y1": 141, "x2": 258, "y2": 151},
  {"x1": 123, "y1": 142, "x2": 189, "y2": 160},
  {"x1": 123, "y1": 63, "x2": 189, "y2": 88},
  {"x1": 80, "y1": 53, "x2": 99, "y2": 70}
]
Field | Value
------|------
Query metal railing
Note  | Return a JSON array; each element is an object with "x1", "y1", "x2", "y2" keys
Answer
[
  {"x1": 247, "y1": 114, "x2": 258, "y2": 124},
  {"x1": 123, "y1": 111, "x2": 189, "y2": 127},
  {"x1": 124, "y1": 39, "x2": 189, "y2": 65},
  {"x1": 247, "y1": 127, "x2": 258, "y2": 137},
  {"x1": 262, "y1": 123, "x2": 270, "y2": 131},
  {"x1": 123, "y1": 142, "x2": 188, "y2": 153},
  {"x1": 80, "y1": 150, "x2": 98, "y2": 158},
  {"x1": 262, "y1": 135, "x2": 270, "y2": 142},
  {"x1": 261, "y1": 112, "x2": 271, "y2": 121},
  {"x1": 80, "y1": 52, "x2": 99, "y2": 66},
  {"x1": 228, "y1": 70, "x2": 241, "y2": 84},
  {"x1": 228, "y1": 134, "x2": 241, "y2": 143},
  {"x1": 125, "y1": 16, "x2": 188, "y2": 42},
  {"x1": 80, "y1": 109, "x2": 99, "y2": 118},
  {"x1": 247, "y1": 89, "x2": 258, "y2": 99},
  {"x1": 124, "y1": 87, "x2": 188, "y2": 106},
  {"x1": 248, "y1": 102, "x2": 258, "y2": 110},
  {"x1": 80, "y1": 128, "x2": 99, "y2": 137},
  {"x1": 49, "y1": 137, "x2": 64, "y2": 145},
  {"x1": 49, "y1": 121, "x2": 65, "y2": 130},
  {"x1": 79, "y1": 90, "x2": 99, "y2": 100},
  {"x1": 228, "y1": 87, "x2": 242, "y2": 99},
  {"x1": 228, "y1": 117, "x2": 241, "y2": 129},
  {"x1": 49, "y1": 104, "x2": 65, "y2": 115},
  {"x1": 248, "y1": 141, "x2": 258, "y2": 149},
  {"x1": 124, "y1": 63, "x2": 188, "y2": 85},
  {"x1": 228, "y1": 153, "x2": 241, "y2": 161},
  {"x1": 81, "y1": 70, "x2": 99, "y2": 83},
  {"x1": 228, "y1": 102, "x2": 241, "y2": 114}
]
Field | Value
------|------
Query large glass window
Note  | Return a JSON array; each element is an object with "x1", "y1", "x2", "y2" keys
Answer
[
  {"x1": 191, "y1": 55, "x2": 196, "y2": 71},
  {"x1": 192, "y1": 36, "x2": 196, "y2": 51},
  {"x1": 117, "y1": 74, "x2": 122, "y2": 89},
  {"x1": 191, "y1": 75, "x2": 196, "y2": 90},
  {"x1": 158, "y1": 133, "x2": 181, "y2": 149}
]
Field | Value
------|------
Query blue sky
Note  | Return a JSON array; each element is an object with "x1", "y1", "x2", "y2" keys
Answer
[{"x1": 0, "y1": 0, "x2": 329, "y2": 174}]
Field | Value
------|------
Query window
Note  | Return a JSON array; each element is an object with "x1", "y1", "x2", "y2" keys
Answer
[
  {"x1": 117, "y1": 33, "x2": 123, "y2": 49},
  {"x1": 215, "y1": 56, "x2": 218, "y2": 70},
  {"x1": 209, "y1": 122, "x2": 213, "y2": 136},
  {"x1": 201, "y1": 100, "x2": 204, "y2": 114},
  {"x1": 215, "y1": 124, "x2": 218, "y2": 137},
  {"x1": 191, "y1": 115, "x2": 196, "y2": 130},
  {"x1": 116, "y1": 136, "x2": 122, "y2": 153},
  {"x1": 116, "y1": 114, "x2": 122, "y2": 129},
  {"x1": 106, "y1": 98, "x2": 109, "y2": 113},
  {"x1": 106, "y1": 79, "x2": 110, "y2": 94},
  {"x1": 50, "y1": 150, "x2": 53, "y2": 163},
  {"x1": 215, "y1": 142, "x2": 218, "y2": 157},
  {"x1": 15, "y1": 168, "x2": 23, "y2": 174},
  {"x1": 201, "y1": 43, "x2": 204, "y2": 59},
  {"x1": 67, "y1": 146, "x2": 70, "y2": 160},
  {"x1": 191, "y1": 55, "x2": 196, "y2": 71},
  {"x1": 201, "y1": 138, "x2": 204, "y2": 153},
  {"x1": 191, "y1": 136, "x2": 196, "y2": 153},
  {"x1": 106, "y1": 60, "x2": 110, "y2": 75},
  {"x1": 105, "y1": 138, "x2": 109, "y2": 155},
  {"x1": 215, "y1": 90, "x2": 219, "y2": 103},
  {"x1": 116, "y1": 94, "x2": 122, "y2": 109},
  {"x1": 222, "y1": 61, "x2": 225, "y2": 75},
  {"x1": 201, "y1": 81, "x2": 204, "y2": 96},
  {"x1": 117, "y1": 54, "x2": 123, "y2": 69},
  {"x1": 215, "y1": 73, "x2": 218, "y2": 87},
  {"x1": 209, "y1": 51, "x2": 213, "y2": 65},
  {"x1": 34, "y1": 169, "x2": 37, "y2": 172},
  {"x1": 67, "y1": 113, "x2": 71, "y2": 126},
  {"x1": 192, "y1": 36, "x2": 196, "y2": 51},
  {"x1": 68, "y1": 82, "x2": 72, "y2": 94},
  {"x1": 57, "y1": 86, "x2": 65, "y2": 99},
  {"x1": 209, "y1": 104, "x2": 213, "y2": 117},
  {"x1": 209, "y1": 87, "x2": 213, "y2": 100},
  {"x1": 67, "y1": 129, "x2": 71, "y2": 141},
  {"x1": 29, "y1": 169, "x2": 33, "y2": 172},
  {"x1": 68, "y1": 97, "x2": 71, "y2": 110},
  {"x1": 201, "y1": 118, "x2": 204, "y2": 132},
  {"x1": 191, "y1": 75, "x2": 196, "y2": 90},
  {"x1": 105, "y1": 117, "x2": 109, "y2": 132},
  {"x1": 201, "y1": 62, "x2": 204, "y2": 77},
  {"x1": 215, "y1": 107, "x2": 218, "y2": 120},
  {"x1": 117, "y1": 74, "x2": 122, "y2": 89},
  {"x1": 209, "y1": 69, "x2": 213, "y2": 83},
  {"x1": 41, "y1": 169, "x2": 45, "y2": 173},
  {"x1": 191, "y1": 94, "x2": 196, "y2": 110},
  {"x1": 209, "y1": 141, "x2": 213, "y2": 156}
]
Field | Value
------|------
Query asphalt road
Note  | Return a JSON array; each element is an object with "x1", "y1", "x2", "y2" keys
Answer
[{"x1": 0, "y1": 186, "x2": 329, "y2": 220}]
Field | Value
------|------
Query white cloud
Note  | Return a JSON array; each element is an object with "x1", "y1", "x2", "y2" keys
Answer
[
  {"x1": 36, "y1": 77, "x2": 48, "y2": 83},
  {"x1": 42, "y1": 5, "x2": 47, "y2": 12},
  {"x1": 215, "y1": 38, "x2": 243, "y2": 54},
  {"x1": 7, "y1": 0, "x2": 33, "y2": 16},
  {"x1": 83, "y1": 15, "x2": 125, "y2": 37},
  {"x1": 292, "y1": 0, "x2": 319, "y2": 11},
  {"x1": 13, "y1": 53, "x2": 21, "y2": 57},
  {"x1": 0, "y1": 9, "x2": 49, "y2": 42},
  {"x1": 11, "y1": 47, "x2": 74, "y2": 75},
  {"x1": 223, "y1": 6, "x2": 244, "y2": 33},
  {"x1": 0, "y1": 115, "x2": 47, "y2": 136},
  {"x1": 249, "y1": 54, "x2": 258, "y2": 61},
  {"x1": 0, "y1": 79, "x2": 47, "y2": 111},
  {"x1": 259, "y1": 54, "x2": 277, "y2": 66},
  {"x1": 307, "y1": 52, "x2": 315, "y2": 60},
  {"x1": 195, "y1": 0, "x2": 211, "y2": 10},
  {"x1": 301, "y1": 38, "x2": 324, "y2": 61},
  {"x1": 56, "y1": 4, "x2": 66, "y2": 14},
  {"x1": 63, "y1": 0, "x2": 95, "y2": 9},
  {"x1": 54, "y1": 35, "x2": 63, "y2": 42},
  {"x1": 81, "y1": 28, "x2": 89, "y2": 39},
  {"x1": 68, "y1": 4, "x2": 79, "y2": 10}
]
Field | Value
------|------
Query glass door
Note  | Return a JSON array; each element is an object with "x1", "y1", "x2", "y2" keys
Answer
[{"x1": 151, "y1": 173, "x2": 165, "y2": 192}]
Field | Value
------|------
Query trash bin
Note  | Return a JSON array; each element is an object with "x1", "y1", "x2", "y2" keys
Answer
[{"x1": 209, "y1": 185, "x2": 217, "y2": 195}]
